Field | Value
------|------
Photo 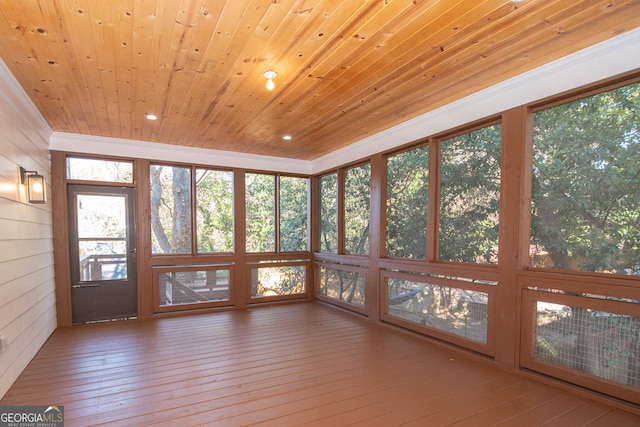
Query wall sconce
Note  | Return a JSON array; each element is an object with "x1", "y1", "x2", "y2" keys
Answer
[
  {"x1": 20, "y1": 167, "x2": 46, "y2": 204},
  {"x1": 263, "y1": 70, "x2": 277, "y2": 91}
]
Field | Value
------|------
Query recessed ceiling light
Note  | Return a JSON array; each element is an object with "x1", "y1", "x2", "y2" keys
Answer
[
  {"x1": 282, "y1": 135, "x2": 292, "y2": 140},
  {"x1": 146, "y1": 114, "x2": 158, "y2": 120}
]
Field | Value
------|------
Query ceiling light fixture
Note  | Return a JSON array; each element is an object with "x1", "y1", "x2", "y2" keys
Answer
[
  {"x1": 283, "y1": 135, "x2": 292, "y2": 140},
  {"x1": 263, "y1": 70, "x2": 277, "y2": 91},
  {"x1": 146, "y1": 114, "x2": 158, "y2": 120}
]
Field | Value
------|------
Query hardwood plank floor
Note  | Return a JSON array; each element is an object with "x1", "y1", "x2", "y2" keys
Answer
[{"x1": 1, "y1": 303, "x2": 638, "y2": 426}]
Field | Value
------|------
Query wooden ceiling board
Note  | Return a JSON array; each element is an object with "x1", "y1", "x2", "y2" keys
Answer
[
  {"x1": 1, "y1": 0, "x2": 639, "y2": 160},
  {"x1": 310, "y1": 0, "x2": 632, "y2": 150},
  {"x1": 56, "y1": 0, "x2": 107, "y2": 136},
  {"x1": 161, "y1": 0, "x2": 223, "y2": 144},
  {"x1": 182, "y1": 1, "x2": 263, "y2": 145},
  {"x1": 194, "y1": 0, "x2": 369, "y2": 154},
  {"x1": 130, "y1": 0, "x2": 158, "y2": 141},
  {"x1": 0, "y1": 1, "x2": 89, "y2": 134},
  {"x1": 235, "y1": 1, "x2": 472, "y2": 157},
  {"x1": 191, "y1": 0, "x2": 301, "y2": 145},
  {"x1": 278, "y1": 1, "x2": 514, "y2": 152},
  {"x1": 219, "y1": 1, "x2": 380, "y2": 152}
]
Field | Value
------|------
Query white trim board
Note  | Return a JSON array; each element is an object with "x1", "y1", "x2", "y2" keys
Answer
[{"x1": 50, "y1": 132, "x2": 313, "y2": 174}]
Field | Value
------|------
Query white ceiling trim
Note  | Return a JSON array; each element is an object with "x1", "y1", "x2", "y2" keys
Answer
[{"x1": 49, "y1": 132, "x2": 313, "y2": 174}]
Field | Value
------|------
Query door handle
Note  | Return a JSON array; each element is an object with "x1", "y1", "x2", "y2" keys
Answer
[
  {"x1": 129, "y1": 248, "x2": 137, "y2": 254},
  {"x1": 72, "y1": 284, "x2": 102, "y2": 288}
]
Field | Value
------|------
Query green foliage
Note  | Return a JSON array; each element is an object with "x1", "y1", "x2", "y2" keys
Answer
[
  {"x1": 532, "y1": 82, "x2": 640, "y2": 274},
  {"x1": 280, "y1": 176, "x2": 309, "y2": 252},
  {"x1": 319, "y1": 173, "x2": 338, "y2": 252},
  {"x1": 386, "y1": 145, "x2": 428, "y2": 259},
  {"x1": 246, "y1": 173, "x2": 276, "y2": 252},
  {"x1": 439, "y1": 125, "x2": 501, "y2": 263},
  {"x1": 196, "y1": 169, "x2": 234, "y2": 253},
  {"x1": 345, "y1": 164, "x2": 370, "y2": 255}
]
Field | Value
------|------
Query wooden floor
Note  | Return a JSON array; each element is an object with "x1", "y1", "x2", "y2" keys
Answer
[{"x1": 2, "y1": 303, "x2": 639, "y2": 426}]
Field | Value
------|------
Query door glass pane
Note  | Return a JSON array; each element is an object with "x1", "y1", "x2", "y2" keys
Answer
[{"x1": 77, "y1": 194, "x2": 128, "y2": 281}]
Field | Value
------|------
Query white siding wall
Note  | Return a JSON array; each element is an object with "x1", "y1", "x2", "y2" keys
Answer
[{"x1": 0, "y1": 59, "x2": 55, "y2": 399}]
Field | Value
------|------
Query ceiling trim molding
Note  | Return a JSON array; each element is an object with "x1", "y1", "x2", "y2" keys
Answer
[
  {"x1": 49, "y1": 132, "x2": 313, "y2": 174},
  {"x1": 311, "y1": 27, "x2": 640, "y2": 174}
]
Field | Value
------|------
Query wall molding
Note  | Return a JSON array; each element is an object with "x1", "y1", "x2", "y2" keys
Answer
[{"x1": 50, "y1": 132, "x2": 313, "y2": 174}]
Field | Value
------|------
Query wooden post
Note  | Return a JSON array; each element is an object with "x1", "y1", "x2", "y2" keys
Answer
[{"x1": 494, "y1": 105, "x2": 529, "y2": 368}]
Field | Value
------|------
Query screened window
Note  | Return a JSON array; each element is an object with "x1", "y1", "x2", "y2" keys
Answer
[
  {"x1": 531, "y1": 81, "x2": 640, "y2": 275},
  {"x1": 150, "y1": 165, "x2": 192, "y2": 254},
  {"x1": 318, "y1": 266, "x2": 365, "y2": 308},
  {"x1": 246, "y1": 173, "x2": 276, "y2": 253},
  {"x1": 245, "y1": 173, "x2": 309, "y2": 253},
  {"x1": 250, "y1": 264, "x2": 306, "y2": 297},
  {"x1": 196, "y1": 169, "x2": 234, "y2": 253},
  {"x1": 279, "y1": 176, "x2": 309, "y2": 252},
  {"x1": 157, "y1": 267, "x2": 230, "y2": 307},
  {"x1": 386, "y1": 145, "x2": 428, "y2": 259},
  {"x1": 344, "y1": 163, "x2": 370, "y2": 255},
  {"x1": 67, "y1": 157, "x2": 133, "y2": 183},
  {"x1": 386, "y1": 277, "x2": 488, "y2": 344},
  {"x1": 439, "y1": 124, "x2": 501, "y2": 264},
  {"x1": 319, "y1": 173, "x2": 338, "y2": 253}
]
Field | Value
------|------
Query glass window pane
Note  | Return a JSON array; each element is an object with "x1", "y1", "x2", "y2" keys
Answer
[
  {"x1": 319, "y1": 173, "x2": 338, "y2": 253},
  {"x1": 76, "y1": 194, "x2": 128, "y2": 281},
  {"x1": 531, "y1": 82, "x2": 640, "y2": 275},
  {"x1": 158, "y1": 269, "x2": 230, "y2": 307},
  {"x1": 386, "y1": 146, "x2": 428, "y2": 259},
  {"x1": 250, "y1": 265, "x2": 306, "y2": 297},
  {"x1": 386, "y1": 278, "x2": 488, "y2": 344},
  {"x1": 150, "y1": 165, "x2": 192, "y2": 254},
  {"x1": 196, "y1": 169, "x2": 234, "y2": 253},
  {"x1": 246, "y1": 173, "x2": 275, "y2": 253},
  {"x1": 280, "y1": 176, "x2": 309, "y2": 252},
  {"x1": 318, "y1": 266, "x2": 365, "y2": 307},
  {"x1": 67, "y1": 157, "x2": 133, "y2": 183},
  {"x1": 345, "y1": 164, "x2": 370, "y2": 255},
  {"x1": 439, "y1": 124, "x2": 501, "y2": 263}
]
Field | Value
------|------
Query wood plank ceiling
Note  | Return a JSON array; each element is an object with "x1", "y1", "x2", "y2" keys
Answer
[{"x1": 0, "y1": 0, "x2": 639, "y2": 160}]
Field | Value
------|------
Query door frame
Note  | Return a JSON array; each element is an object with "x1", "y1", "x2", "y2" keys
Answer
[{"x1": 67, "y1": 184, "x2": 138, "y2": 323}]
